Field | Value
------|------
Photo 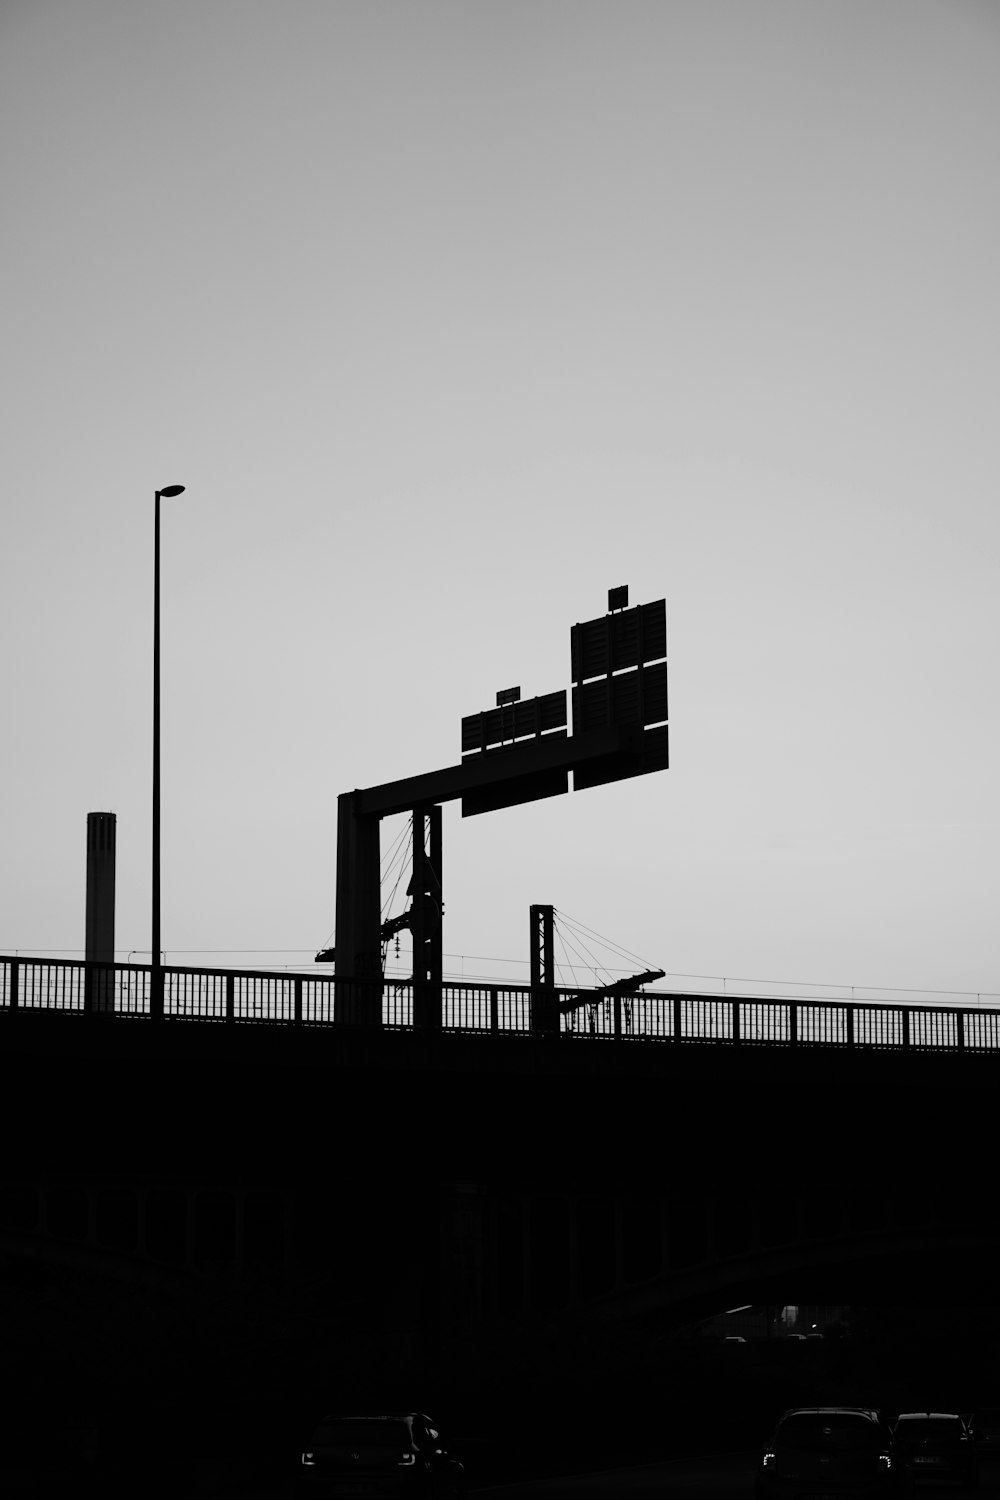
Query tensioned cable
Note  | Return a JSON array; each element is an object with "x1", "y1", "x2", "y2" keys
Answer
[
  {"x1": 555, "y1": 909, "x2": 651, "y2": 957},
  {"x1": 4, "y1": 948, "x2": 335, "y2": 956},
  {"x1": 553, "y1": 922, "x2": 606, "y2": 989},
  {"x1": 553, "y1": 928, "x2": 603, "y2": 993},
  {"x1": 556, "y1": 936, "x2": 648, "y2": 994},
  {"x1": 381, "y1": 817, "x2": 413, "y2": 923},
  {"x1": 552, "y1": 925, "x2": 613, "y2": 1034},
  {"x1": 554, "y1": 920, "x2": 600, "y2": 982},
  {"x1": 560, "y1": 912, "x2": 653, "y2": 972},
  {"x1": 552, "y1": 923, "x2": 569, "y2": 986},
  {"x1": 553, "y1": 924, "x2": 578, "y2": 990},
  {"x1": 555, "y1": 909, "x2": 660, "y2": 972},
  {"x1": 379, "y1": 817, "x2": 411, "y2": 890},
  {"x1": 380, "y1": 814, "x2": 411, "y2": 877},
  {"x1": 554, "y1": 909, "x2": 646, "y2": 989}
]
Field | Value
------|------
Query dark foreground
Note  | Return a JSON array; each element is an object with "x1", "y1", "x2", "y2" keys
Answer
[
  {"x1": 11, "y1": 1449, "x2": 996, "y2": 1498},
  {"x1": 4, "y1": 1258, "x2": 1000, "y2": 1499},
  {"x1": 479, "y1": 1451, "x2": 1000, "y2": 1497}
]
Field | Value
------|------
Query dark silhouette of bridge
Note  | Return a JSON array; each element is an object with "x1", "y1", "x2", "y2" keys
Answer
[{"x1": 2, "y1": 951, "x2": 998, "y2": 1340}]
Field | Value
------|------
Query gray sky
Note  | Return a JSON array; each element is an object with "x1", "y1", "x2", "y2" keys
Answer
[{"x1": 3, "y1": 0, "x2": 999, "y2": 1004}]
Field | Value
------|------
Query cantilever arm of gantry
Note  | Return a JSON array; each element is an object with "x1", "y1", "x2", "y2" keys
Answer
[{"x1": 557, "y1": 968, "x2": 666, "y2": 1015}]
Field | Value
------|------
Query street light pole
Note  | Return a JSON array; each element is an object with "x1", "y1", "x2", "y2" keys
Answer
[{"x1": 152, "y1": 484, "x2": 185, "y2": 1021}]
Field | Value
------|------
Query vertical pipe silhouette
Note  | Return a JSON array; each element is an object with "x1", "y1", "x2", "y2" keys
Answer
[{"x1": 85, "y1": 811, "x2": 116, "y2": 1013}]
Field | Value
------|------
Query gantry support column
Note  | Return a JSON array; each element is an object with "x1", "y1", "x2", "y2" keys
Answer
[
  {"x1": 410, "y1": 804, "x2": 443, "y2": 1028},
  {"x1": 334, "y1": 791, "x2": 383, "y2": 1024},
  {"x1": 530, "y1": 903, "x2": 557, "y2": 1035}
]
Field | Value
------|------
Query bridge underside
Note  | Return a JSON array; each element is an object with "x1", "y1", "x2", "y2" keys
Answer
[{"x1": 2, "y1": 1013, "x2": 996, "y2": 1328}]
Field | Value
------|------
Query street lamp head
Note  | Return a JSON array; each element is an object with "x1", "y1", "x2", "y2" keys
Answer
[{"x1": 158, "y1": 484, "x2": 185, "y2": 497}]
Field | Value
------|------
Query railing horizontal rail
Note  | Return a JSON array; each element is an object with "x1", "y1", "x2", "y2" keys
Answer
[{"x1": 2, "y1": 955, "x2": 1000, "y2": 1053}]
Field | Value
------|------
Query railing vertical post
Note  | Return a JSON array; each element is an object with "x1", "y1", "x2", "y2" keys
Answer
[
  {"x1": 789, "y1": 1001, "x2": 798, "y2": 1047},
  {"x1": 901, "y1": 1008, "x2": 910, "y2": 1050},
  {"x1": 293, "y1": 977, "x2": 302, "y2": 1027},
  {"x1": 956, "y1": 1008, "x2": 965, "y2": 1052},
  {"x1": 9, "y1": 959, "x2": 18, "y2": 1011},
  {"x1": 613, "y1": 992, "x2": 622, "y2": 1040},
  {"x1": 731, "y1": 998, "x2": 740, "y2": 1045},
  {"x1": 846, "y1": 1005, "x2": 854, "y2": 1048},
  {"x1": 226, "y1": 973, "x2": 235, "y2": 1024},
  {"x1": 672, "y1": 995, "x2": 682, "y2": 1041},
  {"x1": 490, "y1": 986, "x2": 499, "y2": 1036}
]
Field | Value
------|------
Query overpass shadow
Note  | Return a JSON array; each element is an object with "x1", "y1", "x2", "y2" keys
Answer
[{"x1": 471, "y1": 1181, "x2": 1000, "y2": 1333}]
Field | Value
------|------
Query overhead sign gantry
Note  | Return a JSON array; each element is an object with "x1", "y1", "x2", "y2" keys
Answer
[{"x1": 331, "y1": 587, "x2": 668, "y2": 1025}]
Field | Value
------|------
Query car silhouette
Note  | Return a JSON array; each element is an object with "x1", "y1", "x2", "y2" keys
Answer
[
  {"x1": 297, "y1": 1412, "x2": 466, "y2": 1497},
  {"x1": 756, "y1": 1406, "x2": 898, "y2": 1500},
  {"x1": 892, "y1": 1413, "x2": 978, "y2": 1489}
]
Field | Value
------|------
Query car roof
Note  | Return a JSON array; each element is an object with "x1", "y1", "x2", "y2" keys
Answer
[
  {"x1": 895, "y1": 1412, "x2": 964, "y2": 1421},
  {"x1": 782, "y1": 1408, "x2": 881, "y2": 1418},
  {"x1": 314, "y1": 1413, "x2": 428, "y2": 1425}
]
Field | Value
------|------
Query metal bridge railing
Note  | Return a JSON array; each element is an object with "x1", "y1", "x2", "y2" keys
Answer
[{"x1": 2, "y1": 954, "x2": 999, "y2": 1052}]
